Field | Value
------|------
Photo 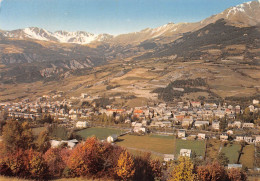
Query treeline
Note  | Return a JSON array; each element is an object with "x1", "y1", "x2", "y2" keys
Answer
[
  {"x1": 0, "y1": 120, "x2": 248, "y2": 180},
  {"x1": 0, "y1": 120, "x2": 161, "y2": 180}
]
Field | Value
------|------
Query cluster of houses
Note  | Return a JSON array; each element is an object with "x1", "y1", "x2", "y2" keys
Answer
[{"x1": 0, "y1": 94, "x2": 259, "y2": 142}]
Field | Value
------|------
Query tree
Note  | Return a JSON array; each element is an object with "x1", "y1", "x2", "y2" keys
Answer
[
  {"x1": 197, "y1": 161, "x2": 227, "y2": 181},
  {"x1": 44, "y1": 148, "x2": 66, "y2": 177},
  {"x1": 36, "y1": 130, "x2": 51, "y2": 153},
  {"x1": 133, "y1": 152, "x2": 161, "y2": 181},
  {"x1": 228, "y1": 168, "x2": 247, "y2": 181},
  {"x1": 67, "y1": 137, "x2": 104, "y2": 177},
  {"x1": 2, "y1": 120, "x2": 34, "y2": 153},
  {"x1": 169, "y1": 156, "x2": 195, "y2": 181},
  {"x1": 116, "y1": 150, "x2": 135, "y2": 180},
  {"x1": 3, "y1": 149, "x2": 48, "y2": 179},
  {"x1": 217, "y1": 152, "x2": 229, "y2": 166}
]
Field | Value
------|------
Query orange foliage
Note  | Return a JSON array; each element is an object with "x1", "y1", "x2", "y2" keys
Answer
[
  {"x1": 197, "y1": 161, "x2": 227, "y2": 181},
  {"x1": 67, "y1": 137, "x2": 105, "y2": 177},
  {"x1": 228, "y1": 168, "x2": 247, "y2": 181},
  {"x1": 116, "y1": 150, "x2": 135, "y2": 180}
]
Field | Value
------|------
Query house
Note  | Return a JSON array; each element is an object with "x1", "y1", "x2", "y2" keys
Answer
[
  {"x1": 191, "y1": 101, "x2": 201, "y2": 107},
  {"x1": 244, "y1": 136, "x2": 253, "y2": 143},
  {"x1": 178, "y1": 129, "x2": 186, "y2": 138},
  {"x1": 220, "y1": 134, "x2": 228, "y2": 141},
  {"x1": 164, "y1": 154, "x2": 175, "y2": 162},
  {"x1": 233, "y1": 121, "x2": 242, "y2": 128},
  {"x1": 255, "y1": 136, "x2": 260, "y2": 143},
  {"x1": 212, "y1": 121, "x2": 220, "y2": 130},
  {"x1": 195, "y1": 121, "x2": 209, "y2": 128},
  {"x1": 76, "y1": 121, "x2": 88, "y2": 128},
  {"x1": 133, "y1": 127, "x2": 147, "y2": 133},
  {"x1": 50, "y1": 139, "x2": 78, "y2": 149},
  {"x1": 125, "y1": 118, "x2": 131, "y2": 124},
  {"x1": 197, "y1": 133, "x2": 206, "y2": 140},
  {"x1": 228, "y1": 164, "x2": 242, "y2": 169},
  {"x1": 180, "y1": 149, "x2": 192, "y2": 157},
  {"x1": 162, "y1": 121, "x2": 172, "y2": 127},
  {"x1": 253, "y1": 99, "x2": 259, "y2": 105},
  {"x1": 235, "y1": 136, "x2": 244, "y2": 142},
  {"x1": 242, "y1": 123, "x2": 254, "y2": 128},
  {"x1": 107, "y1": 135, "x2": 118, "y2": 143}
]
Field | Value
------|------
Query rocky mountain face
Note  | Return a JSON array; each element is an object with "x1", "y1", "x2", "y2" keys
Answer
[{"x1": 0, "y1": 1, "x2": 259, "y2": 84}]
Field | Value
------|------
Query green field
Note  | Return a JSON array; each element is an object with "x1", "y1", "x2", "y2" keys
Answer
[
  {"x1": 76, "y1": 127, "x2": 123, "y2": 140},
  {"x1": 175, "y1": 139, "x2": 206, "y2": 156},
  {"x1": 117, "y1": 134, "x2": 175, "y2": 154},
  {"x1": 117, "y1": 134, "x2": 206, "y2": 157},
  {"x1": 240, "y1": 145, "x2": 255, "y2": 169},
  {"x1": 221, "y1": 143, "x2": 240, "y2": 164},
  {"x1": 32, "y1": 127, "x2": 47, "y2": 136}
]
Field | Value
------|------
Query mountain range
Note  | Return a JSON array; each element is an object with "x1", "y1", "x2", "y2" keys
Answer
[
  {"x1": 0, "y1": 0, "x2": 260, "y2": 103},
  {"x1": 2, "y1": 0, "x2": 260, "y2": 45}
]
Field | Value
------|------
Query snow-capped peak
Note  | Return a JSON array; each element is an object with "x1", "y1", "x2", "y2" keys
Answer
[{"x1": 3, "y1": 27, "x2": 113, "y2": 44}]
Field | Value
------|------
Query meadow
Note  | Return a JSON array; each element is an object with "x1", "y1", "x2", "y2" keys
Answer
[
  {"x1": 221, "y1": 142, "x2": 240, "y2": 164},
  {"x1": 117, "y1": 134, "x2": 206, "y2": 157},
  {"x1": 76, "y1": 127, "x2": 123, "y2": 140}
]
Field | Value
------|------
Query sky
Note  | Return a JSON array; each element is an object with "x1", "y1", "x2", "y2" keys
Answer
[{"x1": 0, "y1": 0, "x2": 252, "y2": 35}]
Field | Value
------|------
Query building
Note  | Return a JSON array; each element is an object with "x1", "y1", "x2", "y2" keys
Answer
[
  {"x1": 197, "y1": 133, "x2": 206, "y2": 140},
  {"x1": 164, "y1": 154, "x2": 175, "y2": 162},
  {"x1": 244, "y1": 136, "x2": 253, "y2": 143},
  {"x1": 242, "y1": 123, "x2": 254, "y2": 128},
  {"x1": 233, "y1": 121, "x2": 242, "y2": 128},
  {"x1": 220, "y1": 134, "x2": 228, "y2": 141},
  {"x1": 255, "y1": 136, "x2": 260, "y2": 143},
  {"x1": 107, "y1": 135, "x2": 118, "y2": 143},
  {"x1": 195, "y1": 121, "x2": 209, "y2": 128},
  {"x1": 180, "y1": 149, "x2": 192, "y2": 157},
  {"x1": 50, "y1": 139, "x2": 78, "y2": 149},
  {"x1": 76, "y1": 121, "x2": 88, "y2": 128},
  {"x1": 235, "y1": 136, "x2": 244, "y2": 142},
  {"x1": 133, "y1": 126, "x2": 147, "y2": 133},
  {"x1": 253, "y1": 99, "x2": 259, "y2": 105},
  {"x1": 178, "y1": 129, "x2": 186, "y2": 138},
  {"x1": 212, "y1": 121, "x2": 220, "y2": 130},
  {"x1": 228, "y1": 164, "x2": 242, "y2": 169}
]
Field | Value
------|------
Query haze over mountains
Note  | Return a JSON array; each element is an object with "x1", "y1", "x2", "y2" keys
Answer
[{"x1": 0, "y1": 1, "x2": 260, "y2": 103}]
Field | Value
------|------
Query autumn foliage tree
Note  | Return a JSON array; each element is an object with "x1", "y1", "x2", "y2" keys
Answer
[
  {"x1": 2, "y1": 120, "x2": 34, "y2": 153},
  {"x1": 168, "y1": 156, "x2": 196, "y2": 181},
  {"x1": 44, "y1": 148, "x2": 67, "y2": 177},
  {"x1": 116, "y1": 150, "x2": 135, "y2": 180},
  {"x1": 197, "y1": 161, "x2": 227, "y2": 181},
  {"x1": 36, "y1": 130, "x2": 51, "y2": 153},
  {"x1": 133, "y1": 152, "x2": 162, "y2": 181},
  {"x1": 67, "y1": 137, "x2": 105, "y2": 177},
  {"x1": 228, "y1": 168, "x2": 247, "y2": 181},
  {"x1": 1, "y1": 149, "x2": 48, "y2": 179}
]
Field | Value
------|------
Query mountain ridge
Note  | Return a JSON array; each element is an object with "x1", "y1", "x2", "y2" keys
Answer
[{"x1": 2, "y1": 0, "x2": 260, "y2": 45}]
